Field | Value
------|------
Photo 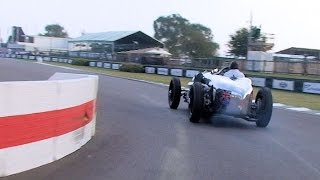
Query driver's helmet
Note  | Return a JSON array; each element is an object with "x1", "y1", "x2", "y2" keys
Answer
[{"x1": 230, "y1": 61, "x2": 239, "y2": 69}]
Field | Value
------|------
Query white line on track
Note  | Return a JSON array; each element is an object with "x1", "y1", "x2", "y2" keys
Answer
[
  {"x1": 35, "y1": 62, "x2": 80, "y2": 71},
  {"x1": 287, "y1": 107, "x2": 311, "y2": 112},
  {"x1": 273, "y1": 103, "x2": 286, "y2": 107}
]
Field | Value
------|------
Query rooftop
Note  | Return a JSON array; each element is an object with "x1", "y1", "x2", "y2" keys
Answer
[
  {"x1": 277, "y1": 47, "x2": 320, "y2": 53},
  {"x1": 69, "y1": 31, "x2": 138, "y2": 42}
]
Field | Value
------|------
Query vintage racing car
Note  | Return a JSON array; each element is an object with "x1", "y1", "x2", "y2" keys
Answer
[{"x1": 168, "y1": 68, "x2": 273, "y2": 127}]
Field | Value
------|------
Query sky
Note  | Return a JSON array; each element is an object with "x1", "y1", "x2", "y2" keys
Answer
[{"x1": 1, "y1": 0, "x2": 320, "y2": 55}]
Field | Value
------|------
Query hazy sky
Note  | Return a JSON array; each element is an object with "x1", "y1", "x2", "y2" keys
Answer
[{"x1": 1, "y1": 0, "x2": 320, "y2": 54}]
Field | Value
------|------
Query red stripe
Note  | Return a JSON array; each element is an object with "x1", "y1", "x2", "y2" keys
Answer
[{"x1": 0, "y1": 100, "x2": 96, "y2": 149}]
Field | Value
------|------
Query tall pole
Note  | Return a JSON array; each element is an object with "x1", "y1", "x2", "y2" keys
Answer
[
  {"x1": 111, "y1": 42, "x2": 115, "y2": 61},
  {"x1": 246, "y1": 12, "x2": 253, "y2": 71},
  {"x1": 0, "y1": 28, "x2": 2, "y2": 43},
  {"x1": 247, "y1": 11, "x2": 253, "y2": 56}
]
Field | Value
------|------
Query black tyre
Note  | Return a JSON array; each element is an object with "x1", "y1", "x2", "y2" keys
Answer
[
  {"x1": 168, "y1": 77, "x2": 181, "y2": 109},
  {"x1": 189, "y1": 82, "x2": 204, "y2": 123},
  {"x1": 255, "y1": 87, "x2": 273, "y2": 127}
]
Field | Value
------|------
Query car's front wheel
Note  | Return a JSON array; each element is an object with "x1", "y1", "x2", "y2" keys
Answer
[
  {"x1": 255, "y1": 87, "x2": 273, "y2": 127},
  {"x1": 168, "y1": 77, "x2": 181, "y2": 109},
  {"x1": 189, "y1": 82, "x2": 204, "y2": 123}
]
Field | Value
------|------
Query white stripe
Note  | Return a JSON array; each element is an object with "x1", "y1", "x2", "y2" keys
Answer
[
  {"x1": 287, "y1": 107, "x2": 311, "y2": 112},
  {"x1": 273, "y1": 103, "x2": 286, "y2": 107},
  {"x1": 0, "y1": 118, "x2": 95, "y2": 177},
  {"x1": 35, "y1": 62, "x2": 79, "y2": 71}
]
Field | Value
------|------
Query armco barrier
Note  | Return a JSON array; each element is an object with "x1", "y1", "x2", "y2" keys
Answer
[
  {"x1": 185, "y1": 70, "x2": 200, "y2": 78},
  {"x1": 157, "y1": 67, "x2": 169, "y2": 75},
  {"x1": 0, "y1": 72, "x2": 98, "y2": 177},
  {"x1": 85, "y1": 60, "x2": 320, "y2": 94},
  {"x1": 272, "y1": 79, "x2": 295, "y2": 91},
  {"x1": 104, "y1": 62, "x2": 111, "y2": 69},
  {"x1": 170, "y1": 69, "x2": 183, "y2": 77},
  {"x1": 43, "y1": 57, "x2": 51, "y2": 61},
  {"x1": 2, "y1": 55, "x2": 320, "y2": 95},
  {"x1": 145, "y1": 67, "x2": 156, "y2": 74},
  {"x1": 52, "y1": 57, "x2": 58, "y2": 62},
  {"x1": 248, "y1": 77, "x2": 266, "y2": 87},
  {"x1": 303, "y1": 82, "x2": 320, "y2": 94},
  {"x1": 97, "y1": 62, "x2": 103, "y2": 68},
  {"x1": 112, "y1": 64, "x2": 120, "y2": 70},
  {"x1": 89, "y1": 62, "x2": 96, "y2": 67}
]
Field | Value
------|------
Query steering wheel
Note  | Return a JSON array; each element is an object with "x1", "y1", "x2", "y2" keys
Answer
[{"x1": 217, "y1": 67, "x2": 230, "y2": 76}]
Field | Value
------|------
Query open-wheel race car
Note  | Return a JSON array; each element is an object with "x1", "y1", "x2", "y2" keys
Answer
[{"x1": 168, "y1": 68, "x2": 273, "y2": 127}]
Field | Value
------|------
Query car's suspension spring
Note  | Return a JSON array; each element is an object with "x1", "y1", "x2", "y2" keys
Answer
[
  {"x1": 204, "y1": 93, "x2": 211, "y2": 106},
  {"x1": 182, "y1": 92, "x2": 189, "y2": 103}
]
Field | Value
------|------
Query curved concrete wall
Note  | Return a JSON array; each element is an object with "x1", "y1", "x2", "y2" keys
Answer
[{"x1": 0, "y1": 73, "x2": 99, "y2": 177}]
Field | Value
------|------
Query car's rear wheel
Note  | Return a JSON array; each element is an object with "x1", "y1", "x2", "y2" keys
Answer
[
  {"x1": 168, "y1": 77, "x2": 181, "y2": 109},
  {"x1": 255, "y1": 87, "x2": 273, "y2": 127},
  {"x1": 189, "y1": 82, "x2": 204, "y2": 123}
]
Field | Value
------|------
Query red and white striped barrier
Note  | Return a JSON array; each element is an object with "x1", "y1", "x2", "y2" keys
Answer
[{"x1": 0, "y1": 73, "x2": 99, "y2": 177}]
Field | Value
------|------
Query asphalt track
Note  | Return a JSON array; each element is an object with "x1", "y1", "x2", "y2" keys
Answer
[{"x1": 1, "y1": 59, "x2": 320, "y2": 180}]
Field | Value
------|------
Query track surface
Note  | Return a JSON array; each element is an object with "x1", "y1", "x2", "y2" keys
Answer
[{"x1": 1, "y1": 59, "x2": 320, "y2": 180}]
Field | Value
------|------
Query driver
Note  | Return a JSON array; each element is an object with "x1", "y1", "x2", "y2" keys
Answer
[{"x1": 224, "y1": 61, "x2": 245, "y2": 79}]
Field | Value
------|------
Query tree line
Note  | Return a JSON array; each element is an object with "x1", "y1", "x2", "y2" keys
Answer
[{"x1": 40, "y1": 14, "x2": 273, "y2": 58}]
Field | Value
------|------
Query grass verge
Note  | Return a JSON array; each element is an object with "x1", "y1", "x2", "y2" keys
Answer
[
  {"x1": 244, "y1": 71, "x2": 320, "y2": 81},
  {"x1": 47, "y1": 62, "x2": 320, "y2": 111}
]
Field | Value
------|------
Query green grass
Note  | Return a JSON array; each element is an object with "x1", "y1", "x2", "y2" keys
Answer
[
  {"x1": 244, "y1": 71, "x2": 320, "y2": 81},
  {"x1": 52, "y1": 63, "x2": 192, "y2": 85},
  {"x1": 47, "y1": 62, "x2": 320, "y2": 111}
]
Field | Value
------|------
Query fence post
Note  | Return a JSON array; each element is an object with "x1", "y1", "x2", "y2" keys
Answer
[{"x1": 303, "y1": 56, "x2": 307, "y2": 75}]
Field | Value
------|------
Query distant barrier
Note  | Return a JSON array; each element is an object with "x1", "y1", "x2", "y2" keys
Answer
[
  {"x1": 86, "y1": 60, "x2": 320, "y2": 95},
  {"x1": 82, "y1": 60, "x2": 320, "y2": 95},
  {"x1": 0, "y1": 72, "x2": 99, "y2": 177},
  {"x1": 2, "y1": 54, "x2": 320, "y2": 95}
]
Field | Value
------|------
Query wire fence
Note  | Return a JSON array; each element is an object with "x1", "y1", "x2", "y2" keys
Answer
[
  {"x1": 167, "y1": 58, "x2": 320, "y2": 76},
  {"x1": 2, "y1": 50, "x2": 320, "y2": 76}
]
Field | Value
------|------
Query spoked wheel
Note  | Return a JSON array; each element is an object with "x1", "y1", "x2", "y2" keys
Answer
[
  {"x1": 255, "y1": 87, "x2": 273, "y2": 127},
  {"x1": 189, "y1": 82, "x2": 204, "y2": 123},
  {"x1": 168, "y1": 77, "x2": 181, "y2": 109}
]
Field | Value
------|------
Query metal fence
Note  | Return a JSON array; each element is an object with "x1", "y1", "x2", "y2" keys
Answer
[
  {"x1": 167, "y1": 58, "x2": 320, "y2": 76},
  {"x1": 2, "y1": 50, "x2": 320, "y2": 76}
]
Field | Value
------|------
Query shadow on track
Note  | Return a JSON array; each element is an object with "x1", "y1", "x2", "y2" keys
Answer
[
  {"x1": 174, "y1": 108, "x2": 258, "y2": 130},
  {"x1": 204, "y1": 115, "x2": 257, "y2": 130}
]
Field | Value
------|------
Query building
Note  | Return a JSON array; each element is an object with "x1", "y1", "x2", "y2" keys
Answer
[
  {"x1": 276, "y1": 47, "x2": 320, "y2": 59},
  {"x1": 68, "y1": 31, "x2": 164, "y2": 59},
  {"x1": 11, "y1": 35, "x2": 69, "y2": 52},
  {"x1": 7, "y1": 26, "x2": 69, "y2": 53},
  {"x1": 117, "y1": 47, "x2": 171, "y2": 64}
]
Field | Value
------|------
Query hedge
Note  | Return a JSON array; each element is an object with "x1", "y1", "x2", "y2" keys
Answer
[
  {"x1": 71, "y1": 58, "x2": 90, "y2": 66},
  {"x1": 119, "y1": 63, "x2": 144, "y2": 73}
]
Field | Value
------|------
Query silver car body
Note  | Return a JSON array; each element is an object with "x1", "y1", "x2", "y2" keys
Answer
[{"x1": 188, "y1": 72, "x2": 254, "y2": 116}]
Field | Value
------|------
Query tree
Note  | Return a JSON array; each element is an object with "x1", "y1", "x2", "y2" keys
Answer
[
  {"x1": 227, "y1": 28, "x2": 249, "y2": 57},
  {"x1": 40, "y1": 24, "x2": 68, "y2": 38},
  {"x1": 227, "y1": 26, "x2": 274, "y2": 57},
  {"x1": 154, "y1": 14, "x2": 219, "y2": 58}
]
